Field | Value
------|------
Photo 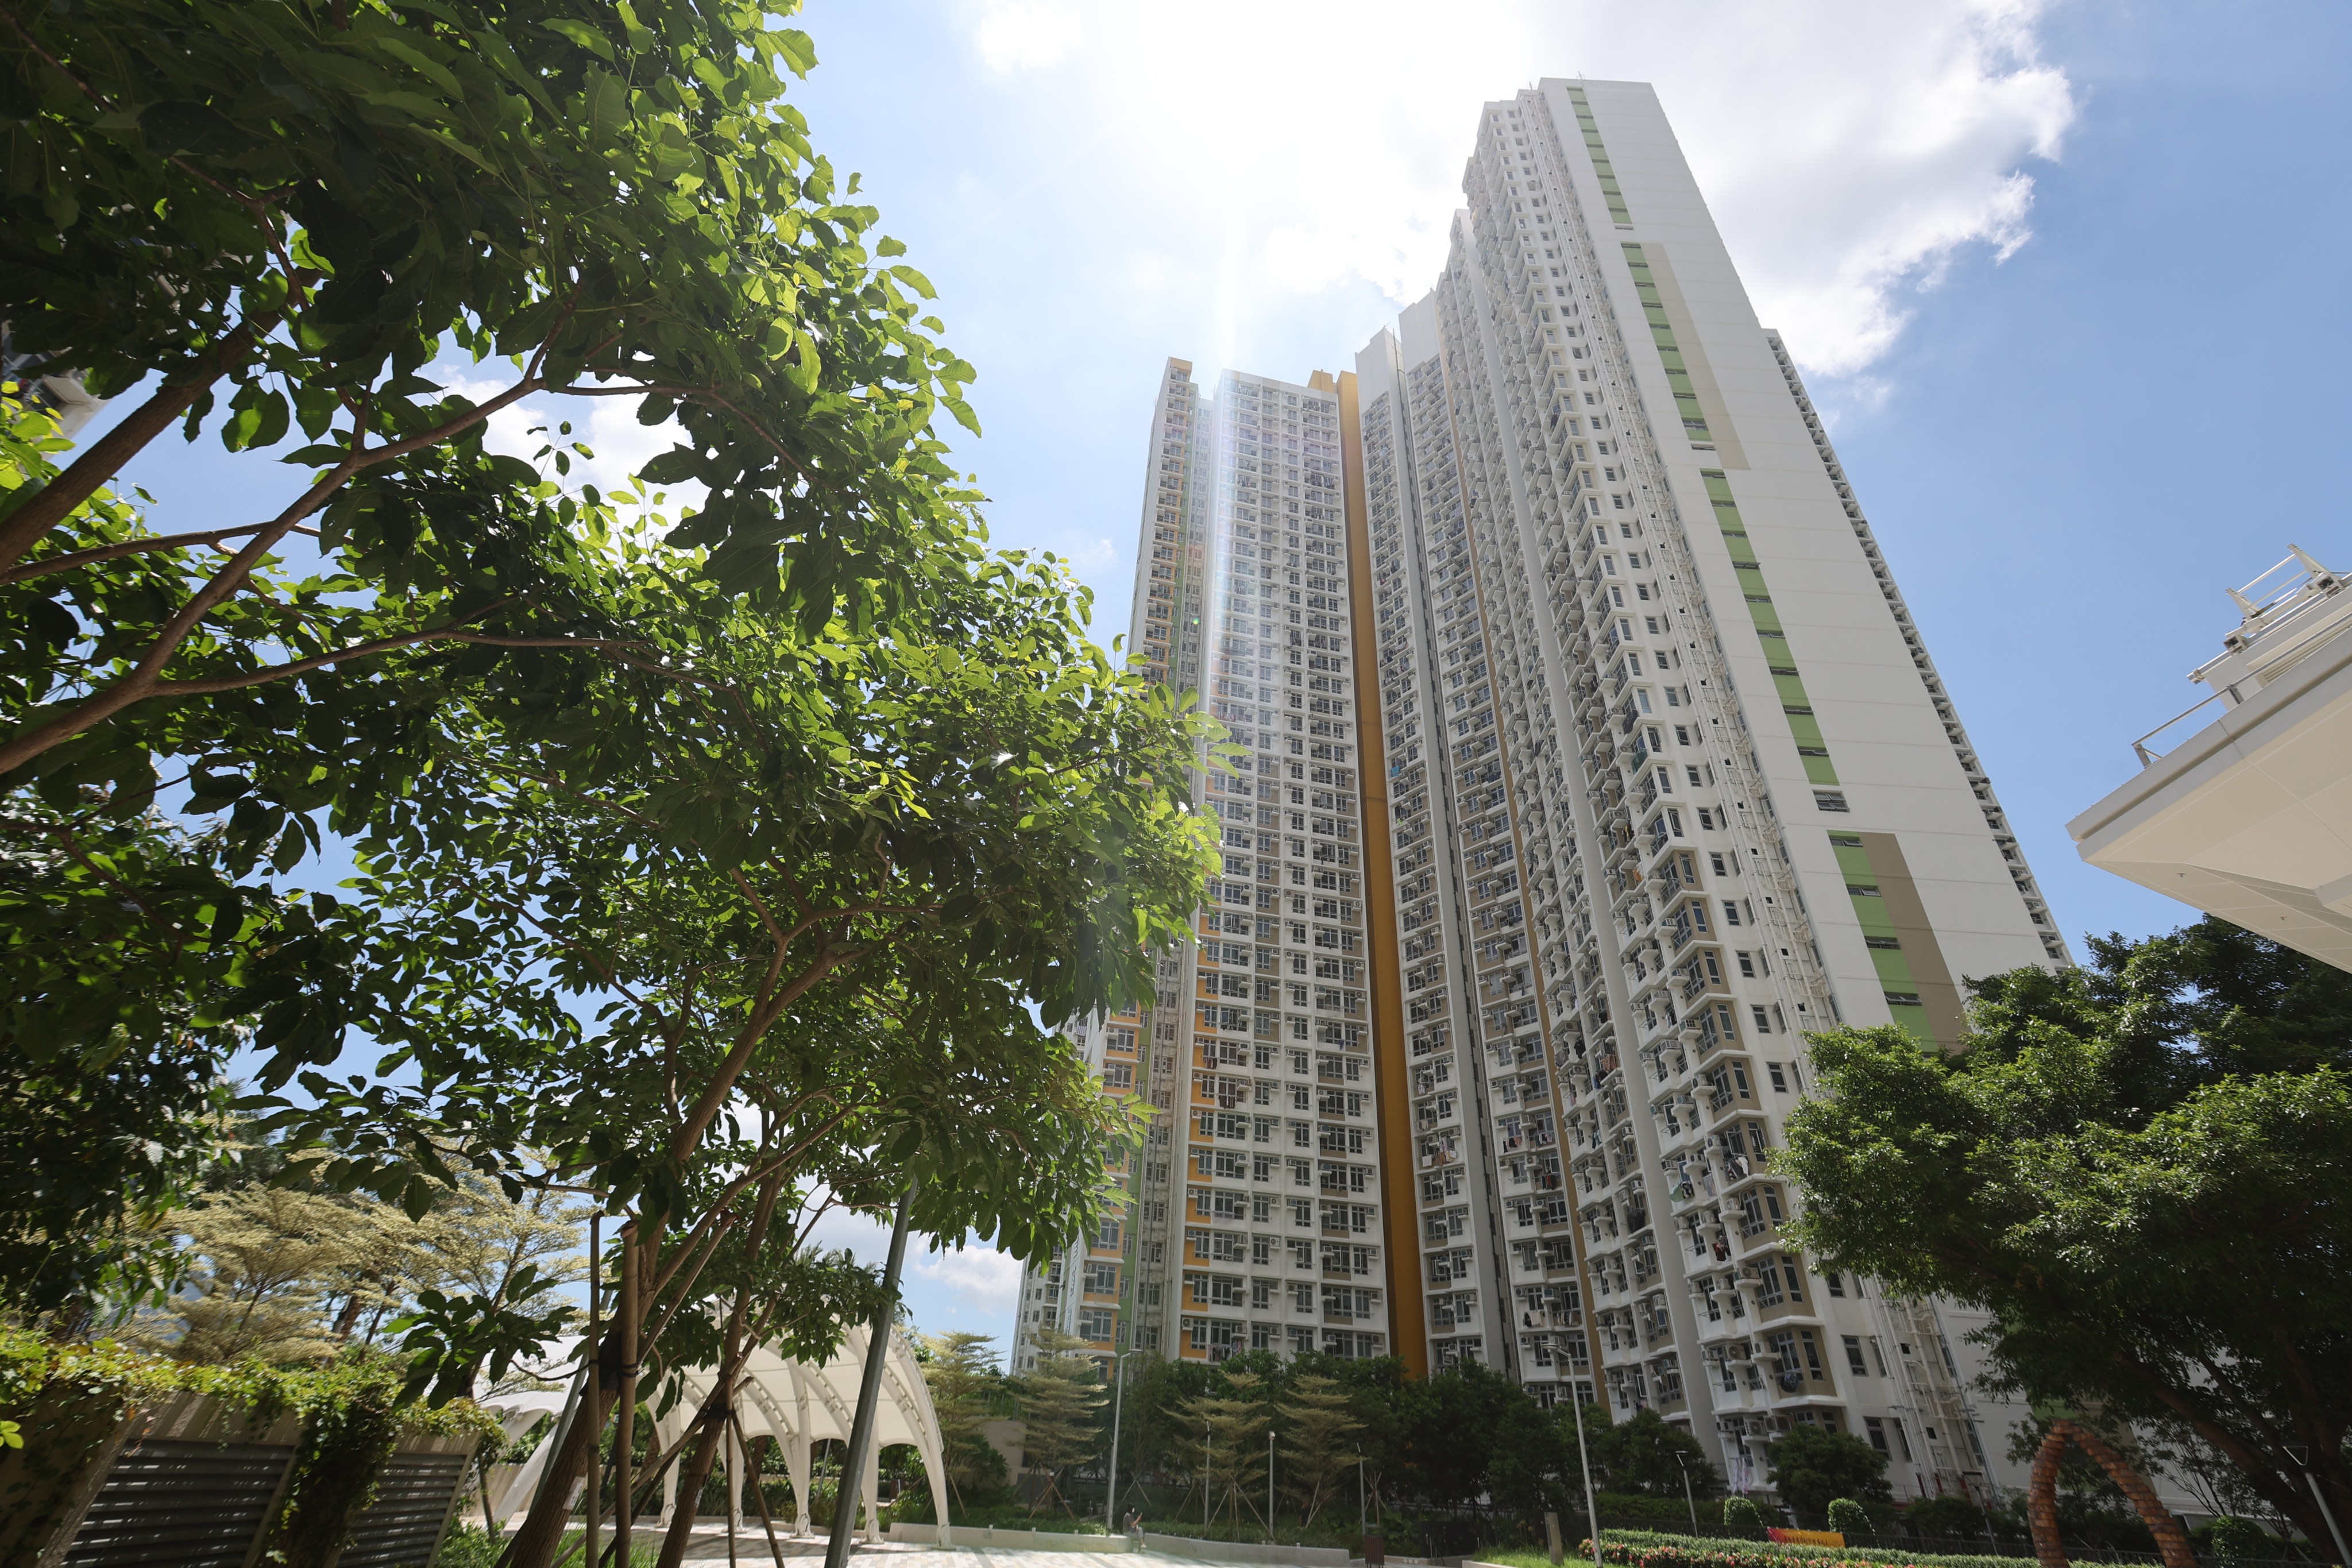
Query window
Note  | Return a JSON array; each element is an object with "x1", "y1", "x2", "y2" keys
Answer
[
  {"x1": 1737, "y1": 951, "x2": 1755, "y2": 978},
  {"x1": 1723, "y1": 900, "x2": 1742, "y2": 926},
  {"x1": 1844, "y1": 1335, "x2": 1868, "y2": 1375},
  {"x1": 1767, "y1": 1062, "x2": 1787, "y2": 1092},
  {"x1": 1864, "y1": 1416, "x2": 1890, "y2": 1454},
  {"x1": 1750, "y1": 1005, "x2": 1772, "y2": 1034}
]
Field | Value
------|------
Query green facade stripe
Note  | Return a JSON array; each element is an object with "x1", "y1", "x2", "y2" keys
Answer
[
  {"x1": 1828, "y1": 833, "x2": 1968, "y2": 1046},
  {"x1": 1698, "y1": 468, "x2": 1849, "y2": 795},
  {"x1": 1570, "y1": 87, "x2": 1632, "y2": 223}
]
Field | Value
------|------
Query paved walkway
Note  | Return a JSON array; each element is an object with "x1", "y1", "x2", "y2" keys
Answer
[{"x1": 617, "y1": 1527, "x2": 1149, "y2": 1567}]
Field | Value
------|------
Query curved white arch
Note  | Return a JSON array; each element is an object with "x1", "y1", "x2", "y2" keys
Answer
[{"x1": 493, "y1": 1328, "x2": 951, "y2": 1546}]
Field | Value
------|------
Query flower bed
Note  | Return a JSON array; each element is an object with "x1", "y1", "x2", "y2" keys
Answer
[{"x1": 1574, "y1": 1528, "x2": 2040, "y2": 1568}]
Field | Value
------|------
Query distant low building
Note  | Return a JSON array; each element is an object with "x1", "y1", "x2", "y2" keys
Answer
[{"x1": 2, "y1": 329, "x2": 107, "y2": 438}]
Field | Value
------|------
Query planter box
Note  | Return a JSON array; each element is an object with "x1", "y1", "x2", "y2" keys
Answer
[
  {"x1": 1146, "y1": 1531, "x2": 1357, "y2": 1566},
  {"x1": 3, "y1": 1389, "x2": 478, "y2": 1568},
  {"x1": 888, "y1": 1521, "x2": 1135, "y2": 1551}
]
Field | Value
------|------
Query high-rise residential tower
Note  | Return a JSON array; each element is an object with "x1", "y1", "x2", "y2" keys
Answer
[
  {"x1": 1014, "y1": 362, "x2": 1393, "y2": 1375},
  {"x1": 1017, "y1": 79, "x2": 2064, "y2": 1504}
]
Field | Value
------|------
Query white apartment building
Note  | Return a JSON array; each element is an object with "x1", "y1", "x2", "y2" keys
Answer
[
  {"x1": 1014, "y1": 364, "x2": 1392, "y2": 1375},
  {"x1": 1017, "y1": 78, "x2": 2065, "y2": 1504}
]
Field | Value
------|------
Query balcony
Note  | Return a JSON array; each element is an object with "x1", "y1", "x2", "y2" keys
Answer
[{"x1": 2073, "y1": 546, "x2": 2352, "y2": 973}]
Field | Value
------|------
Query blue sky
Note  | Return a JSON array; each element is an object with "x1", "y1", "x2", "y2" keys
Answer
[
  {"x1": 83, "y1": 0, "x2": 2352, "y2": 1355},
  {"x1": 778, "y1": 0, "x2": 2352, "y2": 1347}
]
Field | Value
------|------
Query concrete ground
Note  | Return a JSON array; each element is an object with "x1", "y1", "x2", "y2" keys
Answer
[{"x1": 612, "y1": 1528, "x2": 1148, "y2": 1567}]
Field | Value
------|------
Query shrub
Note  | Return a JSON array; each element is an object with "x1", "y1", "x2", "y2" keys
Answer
[
  {"x1": 1724, "y1": 1498, "x2": 1768, "y2": 1539},
  {"x1": 2209, "y1": 1516, "x2": 2270, "y2": 1565},
  {"x1": 1902, "y1": 1497, "x2": 1989, "y2": 1540},
  {"x1": 1827, "y1": 1501, "x2": 1870, "y2": 1538},
  {"x1": 1578, "y1": 1527, "x2": 2038, "y2": 1568}
]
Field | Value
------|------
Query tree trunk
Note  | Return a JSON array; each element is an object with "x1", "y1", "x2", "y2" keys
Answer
[
  {"x1": 499, "y1": 1368, "x2": 609, "y2": 1568},
  {"x1": 655, "y1": 1412, "x2": 728, "y2": 1568}
]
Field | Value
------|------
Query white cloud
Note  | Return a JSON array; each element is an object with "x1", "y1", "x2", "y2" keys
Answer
[
  {"x1": 955, "y1": 0, "x2": 2073, "y2": 381},
  {"x1": 910, "y1": 1246, "x2": 1025, "y2": 1313},
  {"x1": 436, "y1": 372, "x2": 702, "y2": 515},
  {"x1": 792, "y1": 1195, "x2": 1024, "y2": 1317},
  {"x1": 974, "y1": 1, "x2": 1078, "y2": 72}
]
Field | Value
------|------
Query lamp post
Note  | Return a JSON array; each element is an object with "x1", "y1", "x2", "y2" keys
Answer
[
  {"x1": 1268, "y1": 1429, "x2": 1276, "y2": 1546},
  {"x1": 1103, "y1": 1350, "x2": 1137, "y2": 1537},
  {"x1": 2286, "y1": 1447, "x2": 2352, "y2": 1567},
  {"x1": 1569, "y1": 1388, "x2": 1602, "y2": 1568},
  {"x1": 1676, "y1": 1453, "x2": 1698, "y2": 1533}
]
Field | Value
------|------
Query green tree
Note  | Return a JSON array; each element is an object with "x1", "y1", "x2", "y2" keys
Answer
[
  {"x1": 0, "y1": 781, "x2": 327, "y2": 1318},
  {"x1": 1779, "y1": 917, "x2": 2352, "y2": 1549},
  {"x1": 1177, "y1": 1368, "x2": 1273, "y2": 1530},
  {"x1": 1014, "y1": 1331, "x2": 1107, "y2": 1517},
  {"x1": 1484, "y1": 1387, "x2": 1574, "y2": 1520},
  {"x1": 1764, "y1": 1426, "x2": 1888, "y2": 1515},
  {"x1": 1598, "y1": 1407, "x2": 1717, "y2": 1497},
  {"x1": 922, "y1": 1331, "x2": 1012, "y2": 1508},
  {"x1": 1121, "y1": 1351, "x2": 1219, "y2": 1496},
  {"x1": 179, "y1": 528, "x2": 1202, "y2": 1566},
  {"x1": 1393, "y1": 1362, "x2": 1520, "y2": 1509},
  {"x1": 1277, "y1": 1373, "x2": 1364, "y2": 1527},
  {"x1": 1, "y1": 0, "x2": 985, "y2": 781},
  {"x1": 127, "y1": 1185, "x2": 357, "y2": 1365},
  {"x1": 401, "y1": 1176, "x2": 588, "y2": 1397}
]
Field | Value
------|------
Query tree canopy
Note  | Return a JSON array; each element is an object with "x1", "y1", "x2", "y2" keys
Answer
[
  {"x1": 1779, "y1": 917, "x2": 2352, "y2": 1550},
  {"x1": 1764, "y1": 1426, "x2": 1889, "y2": 1515},
  {"x1": 2, "y1": 9, "x2": 1219, "y2": 1568}
]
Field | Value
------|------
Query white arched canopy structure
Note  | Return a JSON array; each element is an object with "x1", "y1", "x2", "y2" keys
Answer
[{"x1": 495, "y1": 1327, "x2": 951, "y2": 1545}]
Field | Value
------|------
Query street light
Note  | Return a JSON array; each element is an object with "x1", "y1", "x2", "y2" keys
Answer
[
  {"x1": 1268, "y1": 1429, "x2": 1277, "y2": 1546},
  {"x1": 1569, "y1": 1389, "x2": 1602, "y2": 1568},
  {"x1": 1675, "y1": 1453, "x2": 1698, "y2": 1533},
  {"x1": 2284, "y1": 1447, "x2": 2352, "y2": 1567},
  {"x1": 1103, "y1": 1350, "x2": 1140, "y2": 1537}
]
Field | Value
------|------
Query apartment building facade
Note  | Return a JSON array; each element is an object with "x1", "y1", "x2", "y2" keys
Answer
[
  {"x1": 1014, "y1": 363, "x2": 1393, "y2": 1374},
  {"x1": 1017, "y1": 79, "x2": 2063, "y2": 1503}
]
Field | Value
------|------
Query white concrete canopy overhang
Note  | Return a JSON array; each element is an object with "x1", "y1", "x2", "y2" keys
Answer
[{"x1": 2071, "y1": 622, "x2": 2352, "y2": 972}]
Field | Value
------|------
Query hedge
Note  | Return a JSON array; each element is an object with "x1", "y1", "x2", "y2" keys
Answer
[{"x1": 1578, "y1": 1528, "x2": 2041, "y2": 1568}]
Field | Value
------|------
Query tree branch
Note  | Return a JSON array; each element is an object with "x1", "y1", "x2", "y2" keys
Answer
[{"x1": 0, "y1": 374, "x2": 550, "y2": 775}]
